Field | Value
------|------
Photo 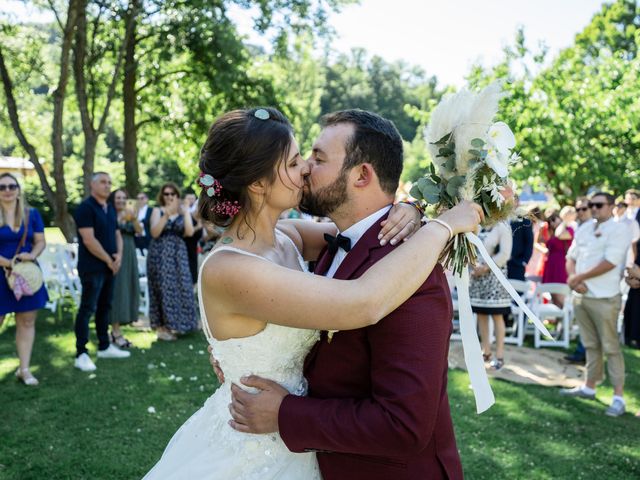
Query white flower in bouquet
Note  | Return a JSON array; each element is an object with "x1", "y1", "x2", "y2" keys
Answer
[{"x1": 484, "y1": 121, "x2": 516, "y2": 178}]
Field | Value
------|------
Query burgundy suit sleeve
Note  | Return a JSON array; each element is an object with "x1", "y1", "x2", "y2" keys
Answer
[{"x1": 278, "y1": 271, "x2": 452, "y2": 456}]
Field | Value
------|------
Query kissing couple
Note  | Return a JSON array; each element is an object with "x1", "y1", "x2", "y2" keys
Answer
[{"x1": 144, "y1": 107, "x2": 482, "y2": 479}]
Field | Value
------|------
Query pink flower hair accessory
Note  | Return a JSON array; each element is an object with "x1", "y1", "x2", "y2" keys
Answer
[{"x1": 213, "y1": 200, "x2": 241, "y2": 217}]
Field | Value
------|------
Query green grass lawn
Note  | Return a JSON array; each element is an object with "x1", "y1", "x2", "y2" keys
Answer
[{"x1": 1, "y1": 305, "x2": 639, "y2": 479}]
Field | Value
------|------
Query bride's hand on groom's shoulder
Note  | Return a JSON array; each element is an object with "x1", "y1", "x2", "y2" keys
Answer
[
  {"x1": 228, "y1": 376, "x2": 288, "y2": 434},
  {"x1": 379, "y1": 202, "x2": 422, "y2": 246},
  {"x1": 208, "y1": 345, "x2": 225, "y2": 384}
]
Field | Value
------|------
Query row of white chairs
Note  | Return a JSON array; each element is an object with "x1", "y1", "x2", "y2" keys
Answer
[
  {"x1": 451, "y1": 279, "x2": 574, "y2": 349},
  {"x1": 39, "y1": 243, "x2": 150, "y2": 318}
]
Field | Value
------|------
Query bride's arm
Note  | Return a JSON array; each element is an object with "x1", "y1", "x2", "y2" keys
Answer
[
  {"x1": 202, "y1": 201, "x2": 482, "y2": 332},
  {"x1": 278, "y1": 203, "x2": 422, "y2": 261}
]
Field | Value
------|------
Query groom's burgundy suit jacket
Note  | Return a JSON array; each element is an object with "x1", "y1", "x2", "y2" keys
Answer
[{"x1": 279, "y1": 214, "x2": 463, "y2": 480}]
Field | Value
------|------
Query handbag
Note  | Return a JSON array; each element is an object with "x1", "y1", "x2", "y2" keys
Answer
[{"x1": 4, "y1": 209, "x2": 44, "y2": 300}]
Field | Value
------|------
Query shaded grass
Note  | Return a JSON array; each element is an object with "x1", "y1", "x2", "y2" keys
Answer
[{"x1": 1, "y1": 307, "x2": 639, "y2": 479}]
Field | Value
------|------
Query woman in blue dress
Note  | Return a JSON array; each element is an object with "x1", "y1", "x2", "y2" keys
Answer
[{"x1": 0, "y1": 173, "x2": 49, "y2": 386}]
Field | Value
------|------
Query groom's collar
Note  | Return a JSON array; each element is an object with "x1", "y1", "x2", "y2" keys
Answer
[
  {"x1": 331, "y1": 205, "x2": 392, "y2": 280},
  {"x1": 338, "y1": 205, "x2": 392, "y2": 250}
]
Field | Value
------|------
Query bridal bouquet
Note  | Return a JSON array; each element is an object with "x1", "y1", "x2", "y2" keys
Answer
[
  {"x1": 410, "y1": 81, "x2": 519, "y2": 276},
  {"x1": 411, "y1": 82, "x2": 550, "y2": 413}
]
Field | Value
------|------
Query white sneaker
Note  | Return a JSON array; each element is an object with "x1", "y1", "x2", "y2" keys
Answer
[
  {"x1": 97, "y1": 344, "x2": 131, "y2": 359},
  {"x1": 74, "y1": 353, "x2": 97, "y2": 372}
]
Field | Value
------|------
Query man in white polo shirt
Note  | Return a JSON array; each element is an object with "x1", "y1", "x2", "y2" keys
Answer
[{"x1": 560, "y1": 192, "x2": 632, "y2": 417}]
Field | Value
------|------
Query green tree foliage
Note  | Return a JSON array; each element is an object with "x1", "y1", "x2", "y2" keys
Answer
[
  {"x1": 462, "y1": 1, "x2": 640, "y2": 204},
  {"x1": 320, "y1": 48, "x2": 442, "y2": 140}
]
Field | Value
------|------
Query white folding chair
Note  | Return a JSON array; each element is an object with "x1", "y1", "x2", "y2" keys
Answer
[
  {"x1": 531, "y1": 282, "x2": 572, "y2": 348},
  {"x1": 137, "y1": 251, "x2": 147, "y2": 277},
  {"x1": 504, "y1": 279, "x2": 535, "y2": 346},
  {"x1": 39, "y1": 245, "x2": 63, "y2": 314},
  {"x1": 139, "y1": 276, "x2": 150, "y2": 318},
  {"x1": 51, "y1": 244, "x2": 82, "y2": 307}
]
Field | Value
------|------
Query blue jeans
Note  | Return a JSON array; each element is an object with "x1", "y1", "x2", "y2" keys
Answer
[{"x1": 75, "y1": 271, "x2": 114, "y2": 356}]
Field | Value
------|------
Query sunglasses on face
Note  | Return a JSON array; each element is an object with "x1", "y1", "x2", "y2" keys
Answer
[
  {"x1": 576, "y1": 207, "x2": 589, "y2": 212},
  {"x1": 163, "y1": 192, "x2": 177, "y2": 197},
  {"x1": 588, "y1": 202, "x2": 610, "y2": 209},
  {"x1": 0, "y1": 184, "x2": 19, "y2": 192}
]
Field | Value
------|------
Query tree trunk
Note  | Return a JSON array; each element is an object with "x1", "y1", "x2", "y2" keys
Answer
[
  {"x1": 74, "y1": 0, "x2": 136, "y2": 196},
  {"x1": 123, "y1": 0, "x2": 140, "y2": 196},
  {"x1": 49, "y1": 0, "x2": 82, "y2": 241}
]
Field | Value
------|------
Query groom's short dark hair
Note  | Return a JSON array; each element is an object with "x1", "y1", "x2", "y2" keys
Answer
[{"x1": 321, "y1": 109, "x2": 403, "y2": 195}]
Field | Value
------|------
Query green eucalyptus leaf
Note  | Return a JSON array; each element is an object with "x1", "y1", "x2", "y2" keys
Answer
[
  {"x1": 442, "y1": 156, "x2": 456, "y2": 172},
  {"x1": 437, "y1": 147, "x2": 455, "y2": 157},
  {"x1": 409, "y1": 184, "x2": 423, "y2": 200},
  {"x1": 469, "y1": 149, "x2": 483, "y2": 157},
  {"x1": 445, "y1": 175, "x2": 466, "y2": 198},
  {"x1": 471, "y1": 138, "x2": 486, "y2": 148},
  {"x1": 431, "y1": 132, "x2": 452, "y2": 145}
]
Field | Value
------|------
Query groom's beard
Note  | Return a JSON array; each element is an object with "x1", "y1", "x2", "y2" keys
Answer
[{"x1": 300, "y1": 170, "x2": 349, "y2": 218}]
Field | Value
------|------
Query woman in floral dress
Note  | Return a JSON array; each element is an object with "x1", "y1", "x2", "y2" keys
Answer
[{"x1": 147, "y1": 183, "x2": 198, "y2": 340}]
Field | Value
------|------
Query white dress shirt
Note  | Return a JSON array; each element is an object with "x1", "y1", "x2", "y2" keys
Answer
[
  {"x1": 567, "y1": 217, "x2": 632, "y2": 298},
  {"x1": 137, "y1": 204, "x2": 149, "y2": 222},
  {"x1": 325, "y1": 205, "x2": 391, "y2": 279}
]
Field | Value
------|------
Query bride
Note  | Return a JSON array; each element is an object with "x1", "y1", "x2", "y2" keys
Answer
[{"x1": 143, "y1": 107, "x2": 482, "y2": 479}]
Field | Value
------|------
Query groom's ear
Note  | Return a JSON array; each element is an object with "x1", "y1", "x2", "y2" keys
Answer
[{"x1": 352, "y1": 163, "x2": 375, "y2": 189}]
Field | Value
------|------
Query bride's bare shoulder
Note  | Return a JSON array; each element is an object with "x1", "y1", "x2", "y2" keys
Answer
[{"x1": 201, "y1": 249, "x2": 262, "y2": 284}]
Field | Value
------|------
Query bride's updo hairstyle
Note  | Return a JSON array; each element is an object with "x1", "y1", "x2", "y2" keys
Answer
[{"x1": 198, "y1": 107, "x2": 294, "y2": 228}]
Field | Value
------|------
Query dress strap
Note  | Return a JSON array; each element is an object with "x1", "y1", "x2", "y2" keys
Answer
[
  {"x1": 197, "y1": 246, "x2": 271, "y2": 343},
  {"x1": 275, "y1": 228, "x2": 307, "y2": 272}
]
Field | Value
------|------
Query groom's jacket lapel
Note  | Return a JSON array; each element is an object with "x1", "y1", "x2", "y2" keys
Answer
[
  {"x1": 315, "y1": 211, "x2": 389, "y2": 281},
  {"x1": 303, "y1": 213, "x2": 388, "y2": 371},
  {"x1": 332, "y1": 212, "x2": 388, "y2": 281}
]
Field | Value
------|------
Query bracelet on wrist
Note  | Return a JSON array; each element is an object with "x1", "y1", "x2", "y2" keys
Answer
[
  {"x1": 426, "y1": 218, "x2": 454, "y2": 241},
  {"x1": 399, "y1": 200, "x2": 424, "y2": 216}
]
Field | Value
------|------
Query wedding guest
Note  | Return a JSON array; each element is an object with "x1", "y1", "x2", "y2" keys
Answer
[
  {"x1": 0, "y1": 173, "x2": 48, "y2": 386},
  {"x1": 575, "y1": 196, "x2": 592, "y2": 227},
  {"x1": 135, "y1": 191, "x2": 153, "y2": 251},
  {"x1": 74, "y1": 172, "x2": 131, "y2": 372},
  {"x1": 185, "y1": 192, "x2": 198, "y2": 214},
  {"x1": 541, "y1": 209, "x2": 574, "y2": 307},
  {"x1": 470, "y1": 221, "x2": 513, "y2": 370},
  {"x1": 623, "y1": 261, "x2": 640, "y2": 348},
  {"x1": 560, "y1": 192, "x2": 631, "y2": 417},
  {"x1": 614, "y1": 200, "x2": 640, "y2": 267},
  {"x1": 525, "y1": 206, "x2": 547, "y2": 280},
  {"x1": 564, "y1": 196, "x2": 592, "y2": 364},
  {"x1": 624, "y1": 189, "x2": 640, "y2": 227},
  {"x1": 108, "y1": 188, "x2": 142, "y2": 347},
  {"x1": 182, "y1": 190, "x2": 202, "y2": 285},
  {"x1": 560, "y1": 205, "x2": 578, "y2": 232},
  {"x1": 507, "y1": 214, "x2": 533, "y2": 281},
  {"x1": 148, "y1": 182, "x2": 198, "y2": 341}
]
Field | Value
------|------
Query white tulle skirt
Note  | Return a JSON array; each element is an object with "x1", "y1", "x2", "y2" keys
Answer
[{"x1": 143, "y1": 386, "x2": 320, "y2": 480}]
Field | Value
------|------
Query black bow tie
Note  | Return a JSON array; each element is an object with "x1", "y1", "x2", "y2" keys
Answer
[{"x1": 324, "y1": 233, "x2": 352, "y2": 255}]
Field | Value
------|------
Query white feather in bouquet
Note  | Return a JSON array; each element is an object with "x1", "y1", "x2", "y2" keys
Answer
[{"x1": 425, "y1": 81, "x2": 506, "y2": 180}]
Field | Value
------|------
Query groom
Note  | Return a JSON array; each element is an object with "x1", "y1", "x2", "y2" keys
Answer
[{"x1": 227, "y1": 110, "x2": 463, "y2": 479}]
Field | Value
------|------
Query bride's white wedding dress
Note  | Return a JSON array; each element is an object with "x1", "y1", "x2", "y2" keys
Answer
[{"x1": 144, "y1": 238, "x2": 321, "y2": 479}]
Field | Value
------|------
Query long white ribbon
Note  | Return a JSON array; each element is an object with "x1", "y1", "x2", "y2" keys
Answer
[{"x1": 454, "y1": 232, "x2": 552, "y2": 414}]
